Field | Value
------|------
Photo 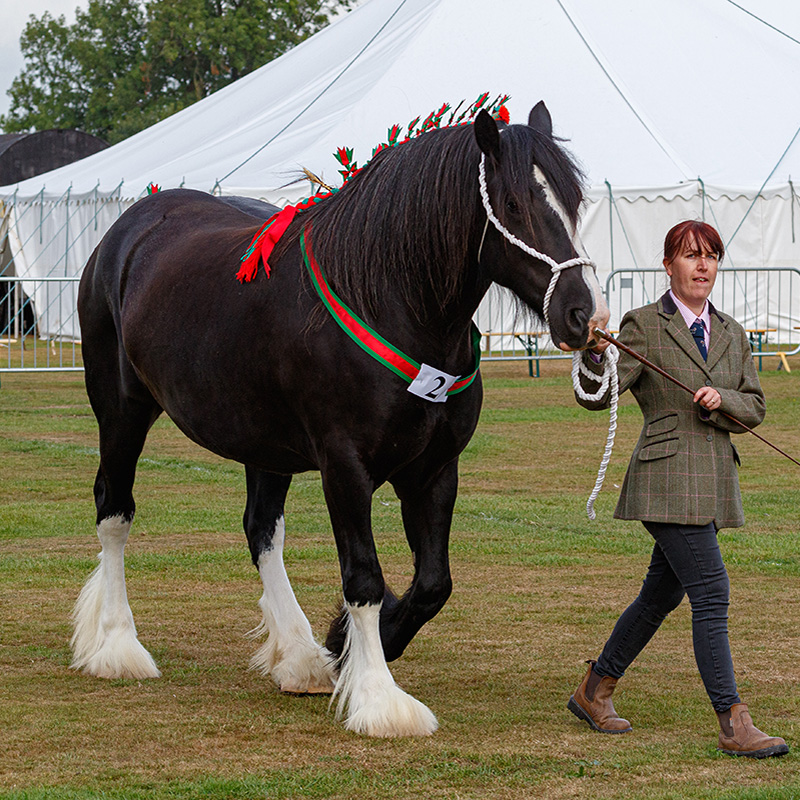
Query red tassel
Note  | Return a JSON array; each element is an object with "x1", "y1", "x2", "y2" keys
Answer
[
  {"x1": 259, "y1": 206, "x2": 298, "y2": 275},
  {"x1": 236, "y1": 251, "x2": 261, "y2": 283},
  {"x1": 237, "y1": 193, "x2": 331, "y2": 283},
  {"x1": 236, "y1": 205, "x2": 299, "y2": 282}
]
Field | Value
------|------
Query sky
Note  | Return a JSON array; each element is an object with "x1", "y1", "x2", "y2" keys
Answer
[
  {"x1": 0, "y1": 0, "x2": 353, "y2": 123},
  {"x1": 0, "y1": 0, "x2": 88, "y2": 119}
]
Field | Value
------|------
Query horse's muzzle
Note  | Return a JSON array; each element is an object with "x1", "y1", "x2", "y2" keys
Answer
[{"x1": 557, "y1": 298, "x2": 610, "y2": 352}]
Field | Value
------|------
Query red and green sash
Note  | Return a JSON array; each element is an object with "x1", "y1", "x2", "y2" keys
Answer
[{"x1": 300, "y1": 228, "x2": 480, "y2": 396}]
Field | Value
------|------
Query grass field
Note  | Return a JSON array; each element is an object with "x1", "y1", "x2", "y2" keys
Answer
[{"x1": 1, "y1": 355, "x2": 799, "y2": 800}]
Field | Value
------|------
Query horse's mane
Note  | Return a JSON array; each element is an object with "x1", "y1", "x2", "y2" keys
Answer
[{"x1": 278, "y1": 120, "x2": 584, "y2": 321}]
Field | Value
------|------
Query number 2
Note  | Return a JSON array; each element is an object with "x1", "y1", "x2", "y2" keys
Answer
[{"x1": 425, "y1": 376, "x2": 446, "y2": 399}]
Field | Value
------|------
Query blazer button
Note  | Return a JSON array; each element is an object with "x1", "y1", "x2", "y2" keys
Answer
[
  {"x1": 705, "y1": 380, "x2": 713, "y2": 386},
  {"x1": 707, "y1": 434, "x2": 713, "y2": 441}
]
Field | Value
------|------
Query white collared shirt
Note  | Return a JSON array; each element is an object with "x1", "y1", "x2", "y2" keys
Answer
[{"x1": 669, "y1": 289, "x2": 711, "y2": 351}]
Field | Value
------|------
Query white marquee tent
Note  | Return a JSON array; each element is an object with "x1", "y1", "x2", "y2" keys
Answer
[{"x1": 2, "y1": 0, "x2": 800, "y2": 341}]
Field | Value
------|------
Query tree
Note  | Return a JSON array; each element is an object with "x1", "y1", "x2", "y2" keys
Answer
[{"x1": 1, "y1": 0, "x2": 349, "y2": 143}]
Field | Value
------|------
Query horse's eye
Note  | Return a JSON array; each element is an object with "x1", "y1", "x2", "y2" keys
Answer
[{"x1": 506, "y1": 199, "x2": 520, "y2": 215}]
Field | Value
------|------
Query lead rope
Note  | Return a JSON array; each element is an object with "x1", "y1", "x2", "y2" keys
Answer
[
  {"x1": 572, "y1": 345, "x2": 619, "y2": 519},
  {"x1": 478, "y1": 154, "x2": 619, "y2": 519}
]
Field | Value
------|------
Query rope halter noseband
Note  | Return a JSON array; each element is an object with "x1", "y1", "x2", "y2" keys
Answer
[
  {"x1": 478, "y1": 154, "x2": 595, "y2": 327},
  {"x1": 478, "y1": 153, "x2": 619, "y2": 519}
]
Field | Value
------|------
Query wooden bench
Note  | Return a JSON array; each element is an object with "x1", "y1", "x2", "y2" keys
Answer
[
  {"x1": 482, "y1": 331, "x2": 546, "y2": 377},
  {"x1": 744, "y1": 328, "x2": 793, "y2": 372},
  {"x1": 754, "y1": 351, "x2": 791, "y2": 372}
]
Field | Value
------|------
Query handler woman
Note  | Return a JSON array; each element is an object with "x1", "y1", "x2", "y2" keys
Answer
[{"x1": 568, "y1": 220, "x2": 788, "y2": 758}]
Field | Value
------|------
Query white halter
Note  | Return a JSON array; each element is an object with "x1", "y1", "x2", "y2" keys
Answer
[
  {"x1": 478, "y1": 153, "x2": 619, "y2": 519},
  {"x1": 478, "y1": 154, "x2": 596, "y2": 326}
]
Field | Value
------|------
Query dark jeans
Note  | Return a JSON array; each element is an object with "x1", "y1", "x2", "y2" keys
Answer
[{"x1": 594, "y1": 520, "x2": 740, "y2": 712}]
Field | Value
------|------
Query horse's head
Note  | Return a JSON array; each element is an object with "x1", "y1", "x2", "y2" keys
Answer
[{"x1": 474, "y1": 104, "x2": 608, "y2": 350}]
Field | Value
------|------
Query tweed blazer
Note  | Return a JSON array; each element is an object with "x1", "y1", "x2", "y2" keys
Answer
[{"x1": 577, "y1": 292, "x2": 765, "y2": 528}]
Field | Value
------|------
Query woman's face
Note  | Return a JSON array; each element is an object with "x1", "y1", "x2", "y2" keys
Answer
[{"x1": 664, "y1": 234, "x2": 718, "y2": 313}]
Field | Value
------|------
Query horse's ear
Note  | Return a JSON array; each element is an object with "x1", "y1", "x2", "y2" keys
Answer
[
  {"x1": 474, "y1": 109, "x2": 501, "y2": 160},
  {"x1": 528, "y1": 101, "x2": 553, "y2": 138}
]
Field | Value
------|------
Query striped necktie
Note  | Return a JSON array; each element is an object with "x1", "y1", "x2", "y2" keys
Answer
[{"x1": 689, "y1": 319, "x2": 707, "y2": 361}]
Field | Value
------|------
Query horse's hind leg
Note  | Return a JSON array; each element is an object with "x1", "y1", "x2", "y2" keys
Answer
[
  {"x1": 244, "y1": 466, "x2": 336, "y2": 694},
  {"x1": 72, "y1": 293, "x2": 163, "y2": 679},
  {"x1": 71, "y1": 396, "x2": 162, "y2": 679}
]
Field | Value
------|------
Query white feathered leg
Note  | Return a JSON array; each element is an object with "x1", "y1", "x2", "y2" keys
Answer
[
  {"x1": 332, "y1": 602, "x2": 438, "y2": 737},
  {"x1": 70, "y1": 514, "x2": 160, "y2": 679},
  {"x1": 248, "y1": 517, "x2": 336, "y2": 694}
]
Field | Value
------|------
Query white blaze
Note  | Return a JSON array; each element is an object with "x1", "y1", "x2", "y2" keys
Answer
[
  {"x1": 534, "y1": 165, "x2": 577, "y2": 239},
  {"x1": 533, "y1": 165, "x2": 608, "y2": 333}
]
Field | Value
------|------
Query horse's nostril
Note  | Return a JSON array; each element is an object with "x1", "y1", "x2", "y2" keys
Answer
[{"x1": 568, "y1": 307, "x2": 588, "y2": 335}]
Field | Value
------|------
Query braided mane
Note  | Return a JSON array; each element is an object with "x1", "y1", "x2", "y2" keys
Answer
[{"x1": 278, "y1": 118, "x2": 584, "y2": 321}]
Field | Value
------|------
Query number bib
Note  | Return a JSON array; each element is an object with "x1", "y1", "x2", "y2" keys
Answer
[{"x1": 407, "y1": 363, "x2": 459, "y2": 403}]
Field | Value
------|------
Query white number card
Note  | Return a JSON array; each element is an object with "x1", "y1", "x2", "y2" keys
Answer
[{"x1": 407, "y1": 363, "x2": 459, "y2": 403}]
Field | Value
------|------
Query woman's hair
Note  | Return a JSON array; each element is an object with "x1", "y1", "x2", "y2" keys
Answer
[{"x1": 663, "y1": 220, "x2": 725, "y2": 264}]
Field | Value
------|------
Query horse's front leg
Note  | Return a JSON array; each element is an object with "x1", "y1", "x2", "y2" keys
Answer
[
  {"x1": 322, "y1": 458, "x2": 438, "y2": 738},
  {"x1": 243, "y1": 466, "x2": 336, "y2": 694},
  {"x1": 380, "y1": 459, "x2": 457, "y2": 661}
]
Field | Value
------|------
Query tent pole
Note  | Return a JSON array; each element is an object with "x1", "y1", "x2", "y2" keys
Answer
[
  {"x1": 727, "y1": 123, "x2": 800, "y2": 250},
  {"x1": 698, "y1": 177, "x2": 706, "y2": 221},
  {"x1": 63, "y1": 186, "x2": 71, "y2": 278},
  {"x1": 605, "y1": 180, "x2": 614, "y2": 272}
]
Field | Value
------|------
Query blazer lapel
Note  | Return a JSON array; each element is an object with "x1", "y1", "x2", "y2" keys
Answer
[
  {"x1": 658, "y1": 293, "x2": 709, "y2": 371},
  {"x1": 705, "y1": 302, "x2": 733, "y2": 370}
]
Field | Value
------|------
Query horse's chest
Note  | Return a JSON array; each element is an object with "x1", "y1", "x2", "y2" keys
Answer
[{"x1": 375, "y1": 400, "x2": 481, "y2": 464}]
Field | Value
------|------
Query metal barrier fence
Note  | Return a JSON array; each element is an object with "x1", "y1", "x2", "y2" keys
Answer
[
  {"x1": 473, "y1": 285, "x2": 559, "y2": 376},
  {"x1": 1, "y1": 276, "x2": 83, "y2": 372},
  {"x1": 2, "y1": 268, "x2": 799, "y2": 374},
  {"x1": 478, "y1": 267, "x2": 800, "y2": 374},
  {"x1": 604, "y1": 266, "x2": 800, "y2": 357}
]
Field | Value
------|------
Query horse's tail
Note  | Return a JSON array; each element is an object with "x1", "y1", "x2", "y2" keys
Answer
[
  {"x1": 78, "y1": 194, "x2": 162, "y2": 344},
  {"x1": 78, "y1": 221, "x2": 162, "y2": 434},
  {"x1": 77, "y1": 246, "x2": 105, "y2": 346},
  {"x1": 78, "y1": 241, "x2": 124, "y2": 355}
]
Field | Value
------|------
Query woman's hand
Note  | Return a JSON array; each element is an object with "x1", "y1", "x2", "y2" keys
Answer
[
  {"x1": 694, "y1": 386, "x2": 722, "y2": 411},
  {"x1": 589, "y1": 330, "x2": 612, "y2": 355}
]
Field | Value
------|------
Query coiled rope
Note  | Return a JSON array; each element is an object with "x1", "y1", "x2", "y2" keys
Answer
[
  {"x1": 478, "y1": 154, "x2": 619, "y2": 519},
  {"x1": 572, "y1": 345, "x2": 619, "y2": 519}
]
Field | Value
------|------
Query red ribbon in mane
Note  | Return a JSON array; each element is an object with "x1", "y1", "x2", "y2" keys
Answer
[{"x1": 236, "y1": 193, "x2": 329, "y2": 283}]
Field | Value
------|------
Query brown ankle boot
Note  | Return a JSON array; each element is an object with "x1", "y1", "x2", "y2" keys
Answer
[
  {"x1": 568, "y1": 660, "x2": 632, "y2": 734},
  {"x1": 717, "y1": 703, "x2": 789, "y2": 758}
]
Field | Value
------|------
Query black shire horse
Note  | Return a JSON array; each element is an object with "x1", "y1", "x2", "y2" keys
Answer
[{"x1": 73, "y1": 104, "x2": 609, "y2": 737}]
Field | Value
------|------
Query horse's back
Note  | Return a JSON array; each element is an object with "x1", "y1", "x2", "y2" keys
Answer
[
  {"x1": 81, "y1": 189, "x2": 248, "y2": 304},
  {"x1": 218, "y1": 195, "x2": 279, "y2": 220},
  {"x1": 79, "y1": 189, "x2": 315, "y2": 465}
]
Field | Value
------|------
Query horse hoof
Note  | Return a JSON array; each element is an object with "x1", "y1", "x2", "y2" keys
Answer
[
  {"x1": 71, "y1": 630, "x2": 161, "y2": 680},
  {"x1": 342, "y1": 686, "x2": 439, "y2": 738},
  {"x1": 279, "y1": 677, "x2": 336, "y2": 695},
  {"x1": 251, "y1": 638, "x2": 338, "y2": 696}
]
